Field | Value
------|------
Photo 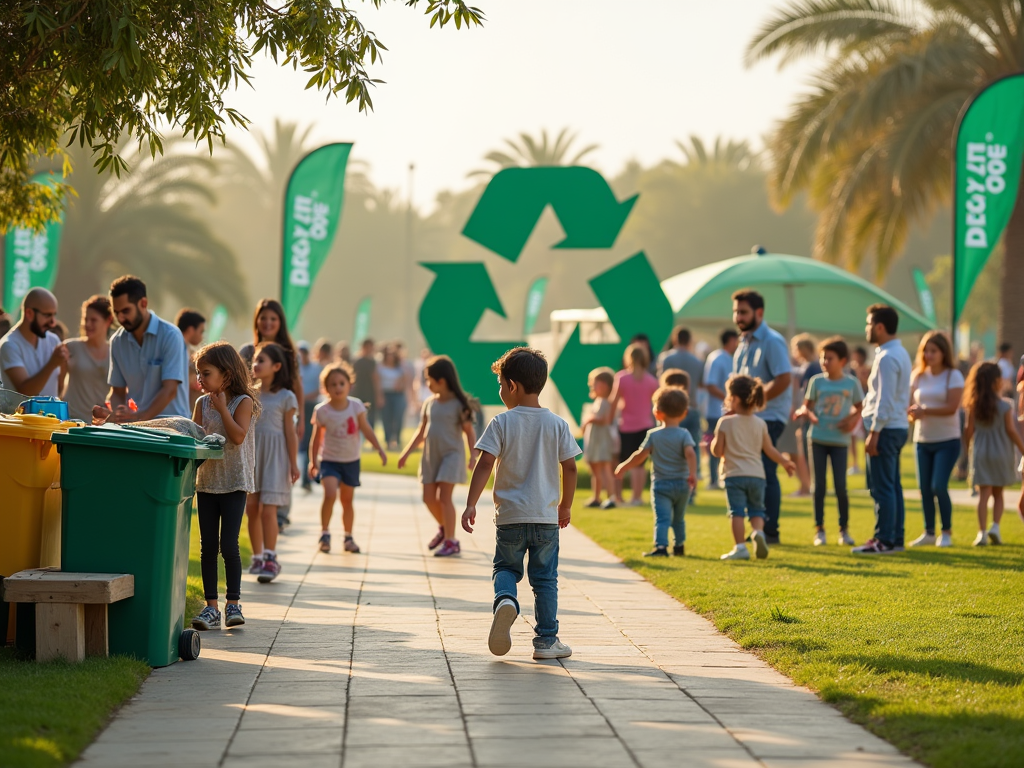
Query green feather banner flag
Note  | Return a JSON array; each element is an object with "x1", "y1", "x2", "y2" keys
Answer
[
  {"x1": 953, "y1": 74, "x2": 1024, "y2": 326},
  {"x1": 281, "y1": 143, "x2": 352, "y2": 327},
  {"x1": 4, "y1": 174, "x2": 64, "y2": 311}
]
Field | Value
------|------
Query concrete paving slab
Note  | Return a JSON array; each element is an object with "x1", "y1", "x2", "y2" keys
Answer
[{"x1": 75, "y1": 473, "x2": 917, "y2": 768}]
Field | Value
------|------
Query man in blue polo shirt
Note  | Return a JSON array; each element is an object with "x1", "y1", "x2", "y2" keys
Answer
[
  {"x1": 732, "y1": 289, "x2": 792, "y2": 544},
  {"x1": 92, "y1": 275, "x2": 189, "y2": 423}
]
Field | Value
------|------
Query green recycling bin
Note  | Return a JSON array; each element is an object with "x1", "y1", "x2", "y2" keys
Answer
[{"x1": 52, "y1": 425, "x2": 222, "y2": 666}]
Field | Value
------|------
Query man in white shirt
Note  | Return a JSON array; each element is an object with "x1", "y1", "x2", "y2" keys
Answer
[
  {"x1": 0, "y1": 288, "x2": 67, "y2": 397},
  {"x1": 852, "y1": 304, "x2": 912, "y2": 555}
]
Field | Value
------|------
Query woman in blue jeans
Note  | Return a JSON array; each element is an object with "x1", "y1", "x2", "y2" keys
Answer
[{"x1": 907, "y1": 332, "x2": 964, "y2": 548}]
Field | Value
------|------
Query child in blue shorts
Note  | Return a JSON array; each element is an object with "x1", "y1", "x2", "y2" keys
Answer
[
  {"x1": 309, "y1": 363, "x2": 387, "y2": 555},
  {"x1": 711, "y1": 375, "x2": 795, "y2": 561}
]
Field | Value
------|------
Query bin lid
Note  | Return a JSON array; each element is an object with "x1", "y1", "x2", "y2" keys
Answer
[
  {"x1": 0, "y1": 412, "x2": 80, "y2": 441},
  {"x1": 51, "y1": 423, "x2": 224, "y2": 459}
]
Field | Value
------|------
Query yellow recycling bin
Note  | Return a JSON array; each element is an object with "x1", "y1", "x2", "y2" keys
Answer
[{"x1": 0, "y1": 413, "x2": 77, "y2": 644}]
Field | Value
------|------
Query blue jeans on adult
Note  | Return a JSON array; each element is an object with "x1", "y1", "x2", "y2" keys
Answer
[
  {"x1": 866, "y1": 428, "x2": 908, "y2": 547},
  {"x1": 651, "y1": 479, "x2": 690, "y2": 548},
  {"x1": 493, "y1": 523, "x2": 559, "y2": 643},
  {"x1": 762, "y1": 420, "x2": 786, "y2": 538},
  {"x1": 382, "y1": 391, "x2": 406, "y2": 447},
  {"x1": 682, "y1": 410, "x2": 702, "y2": 480},
  {"x1": 915, "y1": 438, "x2": 960, "y2": 533},
  {"x1": 811, "y1": 442, "x2": 849, "y2": 529},
  {"x1": 706, "y1": 417, "x2": 720, "y2": 487}
]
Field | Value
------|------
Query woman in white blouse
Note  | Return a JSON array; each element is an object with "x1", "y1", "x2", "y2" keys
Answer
[{"x1": 907, "y1": 331, "x2": 964, "y2": 548}]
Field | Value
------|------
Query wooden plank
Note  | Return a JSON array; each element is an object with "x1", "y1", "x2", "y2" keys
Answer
[
  {"x1": 36, "y1": 603, "x2": 85, "y2": 662},
  {"x1": 84, "y1": 604, "x2": 108, "y2": 657},
  {"x1": 2, "y1": 571, "x2": 134, "y2": 604}
]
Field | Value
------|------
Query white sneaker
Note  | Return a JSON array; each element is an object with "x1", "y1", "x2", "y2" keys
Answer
[
  {"x1": 533, "y1": 639, "x2": 572, "y2": 660},
  {"x1": 937, "y1": 532, "x2": 952, "y2": 548},
  {"x1": 838, "y1": 530, "x2": 855, "y2": 546},
  {"x1": 988, "y1": 527, "x2": 1002, "y2": 545},
  {"x1": 488, "y1": 599, "x2": 518, "y2": 656},
  {"x1": 972, "y1": 531, "x2": 989, "y2": 547},
  {"x1": 751, "y1": 530, "x2": 769, "y2": 559},
  {"x1": 813, "y1": 530, "x2": 827, "y2": 546},
  {"x1": 908, "y1": 532, "x2": 936, "y2": 548},
  {"x1": 720, "y1": 545, "x2": 750, "y2": 561}
]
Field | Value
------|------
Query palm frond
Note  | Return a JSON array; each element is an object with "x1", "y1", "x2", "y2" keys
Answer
[{"x1": 746, "y1": 0, "x2": 920, "y2": 66}]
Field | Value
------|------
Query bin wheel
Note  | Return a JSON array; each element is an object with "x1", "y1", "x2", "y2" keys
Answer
[{"x1": 179, "y1": 629, "x2": 201, "y2": 661}]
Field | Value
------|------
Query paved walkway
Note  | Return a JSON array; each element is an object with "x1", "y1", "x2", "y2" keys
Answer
[{"x1": 78, "y1": 473, "x2": 916, "y2": 768}]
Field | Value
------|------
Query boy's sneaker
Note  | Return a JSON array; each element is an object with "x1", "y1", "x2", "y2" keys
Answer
[
  {"x1": 851, "y1": 538, "x2": 895, "y2": 555},
  {"x1": 972, "y1": 531, "x2": 989, "y2": 547},
  {"x1": 813, "y1": 530, "x2": 827, "y2": 546},
  {"x1": 344, "y1": 536, "x2": 361, "y2": 553},
  {"x1": 247, "y1": 557, "x2": 264, "y2": 575},
  {"x1": 318, "y1": 533, "x2": 331, "y2": 553},
  {"x1": 643, "y1": 546, "x2": 669, "y2": 557},
  {"x1": 751, "y1": 530, "x2": 769, "y2": 559},
  {"x1": 600, "y1": 498, "x2": 617, "y2": 509},
  {"x1": 720, "y1": 545, "x2": 750, "y2": 561},
  {"x1": 191, "y1": 605, "x2": 221, "y2": 630},
  {"x1": 533, "y1": 638, "x2": 572, "y2": 660},
  {"x1": 434, "y1": 539, "x2": 461, "y2": 557},
  {"x1": 937, "y1": 532, "x2": 953, "y2": 547},
  {"x1": 257, "y1": 554, "x2": 281, "y2": 583},
  {"x1": 224, "y1": 603, "x2": 245, "y2": 627},
  {"x1": 488, "y1": 598, "x2": 518, "y2": 656},
  {"x1": 987, "y1": 527, "x2": 1002, "y2": 545},
  {"x1": 908, "y1": 532, "x2": 936, "y2": 547},
  {"x1": 427, "y1": 526, "x2": 445, "y2": 550},
  {"x1": 672, "y1": 544, "x2": 685, "y2": 557},
  {"x1": 838, "y1": 530, "x2": 855, "y2": 546}
]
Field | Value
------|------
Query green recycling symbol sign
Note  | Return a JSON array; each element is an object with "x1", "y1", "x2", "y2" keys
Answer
[{"x1": 419, "y1": 166, "x2": 674, "y2": 422}]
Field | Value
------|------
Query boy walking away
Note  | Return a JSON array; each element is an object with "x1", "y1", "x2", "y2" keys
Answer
[
  {"x1": 462, "y1": 347, "x2": 581, "y2": 660},
  {"x1": 795, "y1": 337, "x2": 864, "y2": 546},
  {"x1": 616, "y1": 387, "x2": 697, "y2": 557}
]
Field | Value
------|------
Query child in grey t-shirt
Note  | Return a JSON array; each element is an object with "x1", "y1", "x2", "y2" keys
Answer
[
  {"x1": 462, "y1": 347, "x2": 581, "y2": 661},
  {"x1": 616, "y1": 387, "x2": 697, "y2": 557}
]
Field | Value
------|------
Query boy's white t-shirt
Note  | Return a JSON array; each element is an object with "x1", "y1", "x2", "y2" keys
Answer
[{"x1": 475, "y1": 406, "x2": 582, "y2": 525}]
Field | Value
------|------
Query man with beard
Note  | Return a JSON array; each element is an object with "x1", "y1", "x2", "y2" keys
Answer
[
  {"x1": 852, "y1": 304, "x2": 911, "y2": 555},
  {"x1": 0, "y1": 288, "x2": 67, "y2": 397},
  {"x1": 92, "y1": 275, "x2": 189, "y2": 423},
  {"x1": 731, "y1": 290, "x2": 791, "y2": 544}
]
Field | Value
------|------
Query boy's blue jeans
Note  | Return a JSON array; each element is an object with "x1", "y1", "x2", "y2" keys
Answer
[
  {"x1": 651, "y1": 479, "x2": 690, "y2": 547},
  {"x1": 493, "y1": 523, "x2": 559, "y2": 643}
]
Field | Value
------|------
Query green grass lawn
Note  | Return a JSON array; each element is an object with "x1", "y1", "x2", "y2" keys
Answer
[
  {"x1": 571, "y1": 468, "x2": 1024, "y2": 768},
  {"x1": 0, "y1": 511, "x2": 249, "y2": 768}
]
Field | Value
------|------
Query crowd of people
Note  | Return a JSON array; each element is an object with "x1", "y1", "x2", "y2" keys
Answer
[{"x1": 2, "y1": 280, "x2": 1023, "y2": 658}]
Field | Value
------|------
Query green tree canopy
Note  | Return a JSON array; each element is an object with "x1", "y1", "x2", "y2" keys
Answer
[{"x1": 1, "y1": 0, "x2": 484, "y2": 231}]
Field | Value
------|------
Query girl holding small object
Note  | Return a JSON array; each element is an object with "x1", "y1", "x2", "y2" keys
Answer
[
  {"x1": 398, "y1": 355, "x2": 478, "y2": 557},
  {"x1": 247, "y1": 343, "x2": 299, "y2": 582},
  {"x1": 190, "y1": 342, "x2": 259, "y2": 630},
  {"x1": 711, "y1": 375, "x2": 796, "y2": 561},
  {"x1": 582, "y1": 367, "x2": 617, "y2": 509},
  {"x1": 963, "y1": 362, "x2": 1024, "y2": 546},
  {"x1": 309, "y1": 362, "x2": 387, "y2": 554}
]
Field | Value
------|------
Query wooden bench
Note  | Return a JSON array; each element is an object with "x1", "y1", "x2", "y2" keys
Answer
[{"x1": 2, "y1": 569, "x2": 134, "y2": 662}]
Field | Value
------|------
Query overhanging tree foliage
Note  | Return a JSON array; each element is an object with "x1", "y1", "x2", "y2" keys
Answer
[{"x1": 0, "y1": 0, "x2": 484, "y2": 231}]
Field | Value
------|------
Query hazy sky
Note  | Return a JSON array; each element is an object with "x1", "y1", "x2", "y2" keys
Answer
[{"x1": 223, "y1": 0, "x2": 816, "y2": 210}]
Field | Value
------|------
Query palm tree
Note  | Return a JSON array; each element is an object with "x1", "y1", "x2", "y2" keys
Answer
[
  {"x1": 746, "y1": 0, "x2": 1024, "y2": 342},
  {"x1": 51, "y1": 138, "x2": 247, "y2": 317},
  {"x1": 674, "y1": 136, "x2": 757, "y2": 170},
  {"x1": 469, "y1": 128, "x2": 599, "y2": 177}
]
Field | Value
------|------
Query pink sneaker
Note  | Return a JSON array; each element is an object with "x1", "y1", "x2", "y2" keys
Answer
[
  {"x1": 427, "y1": 527, "x2": 445, "y2": 550},
  {"x1": 434, "y1": 539, "x2": 461, "y2": 557}
]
